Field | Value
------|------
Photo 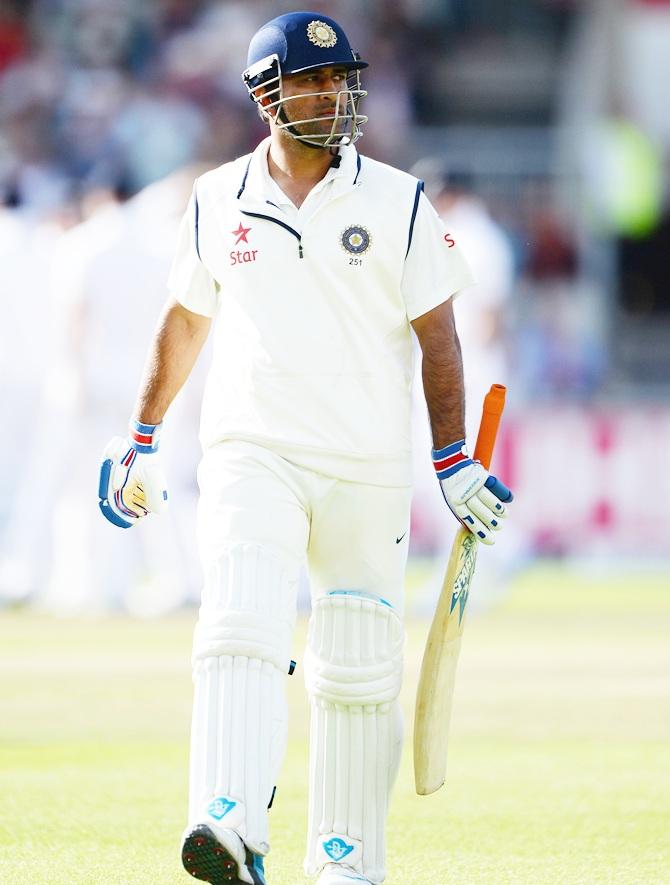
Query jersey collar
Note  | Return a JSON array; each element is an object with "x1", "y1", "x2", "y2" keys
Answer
[{"x1": 237, "y1": 136, "x2": 360, "y2": 203}]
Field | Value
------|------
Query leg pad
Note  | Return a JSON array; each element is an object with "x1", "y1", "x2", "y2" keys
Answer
[{"x1": 304, "y1": 592, "x2": 404, "y2": 883}]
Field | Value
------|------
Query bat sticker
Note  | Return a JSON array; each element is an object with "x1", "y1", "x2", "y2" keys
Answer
[{"x1": 450, "y1": 532, "x2": 478, "y2": 624}]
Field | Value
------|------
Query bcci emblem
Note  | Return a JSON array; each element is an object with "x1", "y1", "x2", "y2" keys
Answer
[
  {"x1": 307, "y1": 20, "x2": 338, "y2": 48},
  {"x1": 341, "y1": 225, "x2": 371, "y2": 255}
]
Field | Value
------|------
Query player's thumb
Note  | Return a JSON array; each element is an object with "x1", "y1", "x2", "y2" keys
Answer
[
  {"x1": 484, "y1": 474, "x2": 513, "y2": 503},
  {"x1": 141, "y1": 463, "x2": 169, "y2": 514}
]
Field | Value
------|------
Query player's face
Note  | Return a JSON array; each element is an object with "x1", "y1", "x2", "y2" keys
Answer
[{"x1": 280, "y1": 66, "x2": 351, "y2": 139}]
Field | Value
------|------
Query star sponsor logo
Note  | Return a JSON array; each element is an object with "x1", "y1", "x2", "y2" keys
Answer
[
  {"x1": 230, "y1": 221, "x2": 258, "y2": 265},
  {"x1": 232, "y1": 222, "x2": 251, "y2": 245},
  {"x1": 307, "y1": 20, "x2": 338, "y2": 48},
  {"x1": 340, "y1": 224, "x2": 371, "y2": 255}
]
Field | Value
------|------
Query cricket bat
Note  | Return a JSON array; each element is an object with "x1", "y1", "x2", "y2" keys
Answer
[{"x1": 413, "y1": 383, "x2": 507, "y2": 795}]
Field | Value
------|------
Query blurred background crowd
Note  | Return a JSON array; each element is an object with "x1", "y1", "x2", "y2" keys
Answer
[{"x1": 1, "y1": 0, "x2": 669, "y2": 613}]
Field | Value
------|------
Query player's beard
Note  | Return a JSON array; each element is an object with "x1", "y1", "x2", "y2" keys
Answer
[{"x1": 281, "y1": 94, "x2": 349, "y2": 143}]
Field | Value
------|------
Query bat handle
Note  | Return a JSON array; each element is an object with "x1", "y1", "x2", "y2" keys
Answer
[{"x1": 473, "y1": 384, "x2": 506, "y2": 471}]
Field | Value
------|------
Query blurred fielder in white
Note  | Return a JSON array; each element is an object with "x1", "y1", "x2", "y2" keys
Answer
[
  {"x1": 436, "y1": 171, "x2": 514, "y2": 427},
  {"x1": 1, "y1": 172, "x2": 205, "y2": 614},
  {"x1": 0, "y1": 206, "x2": 68, "y2": 602},
  {"x1": 98, "y1": 12, "x2": 512, "y2": 885}
]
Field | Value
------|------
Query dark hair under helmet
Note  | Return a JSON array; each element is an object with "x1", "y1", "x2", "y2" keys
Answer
[{"x1": 242, "y1": 11, "x2": 368, "y2": 148}]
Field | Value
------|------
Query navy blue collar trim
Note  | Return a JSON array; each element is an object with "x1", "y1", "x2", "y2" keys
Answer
[
  {"x1": 240, "y1": 209, "x2": 301, "y2": 242},
  {"x1": 353, "y1": 154, "x2": 362, "y2": 185},
  {"x1": 236, "y1": 156, "x2": 253, "y2": 198}
]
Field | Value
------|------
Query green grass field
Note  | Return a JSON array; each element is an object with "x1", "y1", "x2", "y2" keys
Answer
[{"x1": 1, "y1": 562, "x2": 669, "y2": 885}]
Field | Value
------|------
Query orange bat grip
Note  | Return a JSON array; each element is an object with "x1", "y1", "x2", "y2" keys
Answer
[{"x1": 472, "y1": 384, "x2": 506, "y2": 471}]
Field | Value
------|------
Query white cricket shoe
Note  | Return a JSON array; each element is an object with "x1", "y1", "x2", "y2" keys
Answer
[{"x1": 316, "y1": 862, "x2": 373, "y2": 884}]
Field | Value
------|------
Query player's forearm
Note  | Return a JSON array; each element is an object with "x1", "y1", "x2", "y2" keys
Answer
[
  {"x1": 412, "y1": 299, "x2": 466, "y2": 449},
  {"x1": 421, "y1": 333, "x2": 466, "y2": 449},
  {"x1": 133, "y1": 299, "x2": 211, "y2": 424}
]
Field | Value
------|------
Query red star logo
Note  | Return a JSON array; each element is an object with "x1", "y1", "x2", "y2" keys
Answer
[{"x1": 232, "y1": 222, "x2": 251, "y2": 245}]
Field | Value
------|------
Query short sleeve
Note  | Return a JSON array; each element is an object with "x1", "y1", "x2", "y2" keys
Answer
[
  {"x1": 401, "y1": 190, "x2": 475, "y2": 321},
  {"x1": 167, "y1": 183, "x2": 220, "y2": 317}
]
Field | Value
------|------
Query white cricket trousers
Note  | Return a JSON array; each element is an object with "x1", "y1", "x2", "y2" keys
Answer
[{"x1": 188, "y1": 440, "x2": 411, "y2": 878}]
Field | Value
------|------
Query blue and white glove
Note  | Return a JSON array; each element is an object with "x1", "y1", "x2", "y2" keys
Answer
[
  {"x1": 98, "y1": 420, "x2": 168, "y2": 529},
  {"x1": 433, "y1": 439, "x2": 513, "y2": 545}
]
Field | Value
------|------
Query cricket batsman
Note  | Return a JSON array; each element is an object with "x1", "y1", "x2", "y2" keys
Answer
[{"x1": 98, "y1": 12, "x2": 512, "y2": 885}]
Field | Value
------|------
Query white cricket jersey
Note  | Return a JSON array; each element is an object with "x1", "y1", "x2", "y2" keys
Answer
[{"x1": 168, "y1": 137, "x2": 474, "y2": 486}]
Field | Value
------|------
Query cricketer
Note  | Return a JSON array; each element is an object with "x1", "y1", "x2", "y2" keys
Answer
[{"x1": 98, "y1": 11, "x2": 513, "y2": 885}]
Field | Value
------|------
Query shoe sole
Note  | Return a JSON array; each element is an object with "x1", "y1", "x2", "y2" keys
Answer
[{"x1": 182, "y1": 824, "x2": 249, "y2": 884}]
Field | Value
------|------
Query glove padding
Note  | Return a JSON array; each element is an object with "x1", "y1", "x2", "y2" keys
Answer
[
  {"x1": 433, "y1": 439, "x2": 513, "y2": 545},
  {"x1": 98, "y1": 431, "x2": 168, "y2": 529}
]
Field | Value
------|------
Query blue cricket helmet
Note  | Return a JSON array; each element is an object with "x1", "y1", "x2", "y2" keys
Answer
[
  {"x1": 244, "y1": 11, "x2": 368, "y2": 87},
  {"x1": 242, "y1": 11, "x2": 369, "y2": 148}
]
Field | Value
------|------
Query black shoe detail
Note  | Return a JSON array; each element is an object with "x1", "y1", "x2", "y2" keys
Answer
[
  {"x1": 181, "y1": 824, "x2": 266, "y2": 885},
  {"x1": 395, "y1": 531, "x2": 407, "y2": 544}
]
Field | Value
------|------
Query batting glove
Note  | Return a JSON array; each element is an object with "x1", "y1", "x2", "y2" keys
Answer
[
  {"x1": 433, "y1": 439, "x2": 513, "y2": 545},
  {"x1": 98, "y1": 420, "x2": 168, "y2": 529}
]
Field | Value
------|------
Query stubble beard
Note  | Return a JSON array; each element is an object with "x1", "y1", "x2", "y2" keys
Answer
[{"x1": 282, "y1": 95, "x2": 348, "y2": 142}]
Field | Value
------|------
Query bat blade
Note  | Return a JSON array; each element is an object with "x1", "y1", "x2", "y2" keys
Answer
[
  {"x1": 413, "y1": 527, "x2": 478, "y2": 794},
  {"x1": 413, "y1": 384, "x2": 507, "y2": 796}
]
